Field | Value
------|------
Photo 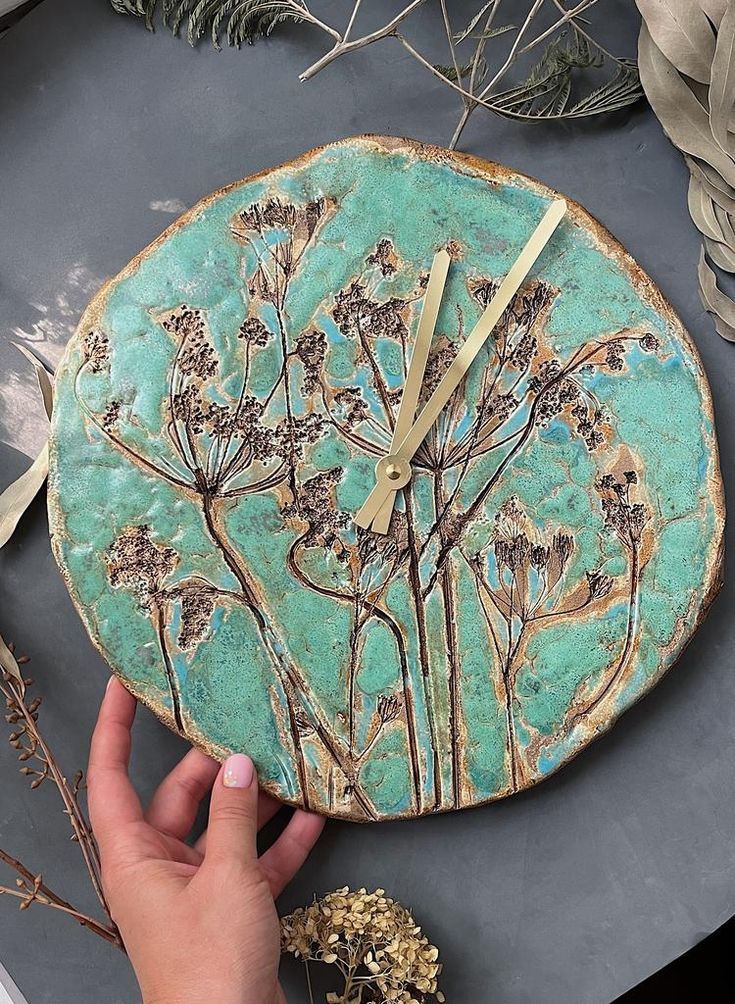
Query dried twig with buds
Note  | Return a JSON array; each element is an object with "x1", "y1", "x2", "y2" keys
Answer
[{"x1": 0, "y1": 633, "x2": 123, "y2": 950}]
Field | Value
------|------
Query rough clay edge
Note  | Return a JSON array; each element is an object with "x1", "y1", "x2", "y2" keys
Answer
[{"x1": 47, "y1": 134, "x2": 726, "y2": 823}]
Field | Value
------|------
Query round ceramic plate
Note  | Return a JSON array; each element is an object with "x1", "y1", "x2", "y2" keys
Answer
[{"x1": 49, "y1": 136, "x2": 724, "y2": 821}]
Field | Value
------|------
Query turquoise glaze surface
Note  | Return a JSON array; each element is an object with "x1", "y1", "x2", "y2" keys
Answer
[{"x1": 49, "y1": 137, "x2": 724, "y2": 820}]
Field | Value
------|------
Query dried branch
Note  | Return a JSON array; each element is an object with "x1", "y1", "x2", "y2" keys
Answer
[
  {"x1": 0, "y1": 848, "x2": 120, "y2": 948},
  {"x1": 109, "y1": 1, "x2": 642, "y2": 149},
  {"x1": 298, "y1": 0, "x2": 427, "y2": 82},
  {"x1": 0, "y1": 636, "x2": 123, "y2": 951}
]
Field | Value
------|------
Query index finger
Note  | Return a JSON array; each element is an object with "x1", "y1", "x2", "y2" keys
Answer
[{"x1": 87, "y1": 677, "x2": 143, "y2": 851}]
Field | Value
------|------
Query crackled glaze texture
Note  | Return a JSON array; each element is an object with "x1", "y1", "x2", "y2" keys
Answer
[{"x1": 48, "y1": 137, "x2": 724, "y2": 821}]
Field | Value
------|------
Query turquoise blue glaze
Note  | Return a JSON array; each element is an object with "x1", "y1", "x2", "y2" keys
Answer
[{"x1": 48, "y1": 137, "x2": 723, "y2": 820}]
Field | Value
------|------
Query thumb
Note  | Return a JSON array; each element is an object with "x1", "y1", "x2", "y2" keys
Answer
[{"x1": 204, "y1": 754, "x2": 259, "y2": 869}]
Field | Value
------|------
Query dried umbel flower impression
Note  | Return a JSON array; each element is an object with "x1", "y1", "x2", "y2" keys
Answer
[{"x1": 281, "y1": 886, "x2": 445, "y2": 1003}]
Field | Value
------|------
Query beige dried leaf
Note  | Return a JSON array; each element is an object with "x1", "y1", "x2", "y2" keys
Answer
[
  {"x1": 704, "y1": 176, "x2": 735, "y2": 215},
  {"x1": 0, "y1": 343, "x2": 55, "y2": 550},
  {"x1": 687, "y1": 177, "x2": 725, "y2": 241},
  {"x1": 638, "y1": 23, "x2": 735, "y2": 188},
  {"x1": 698, "y1": 248, "x2": 735, "y2": 341},
  {"x1": 0, "y1": 444, "x2": 49, "y2": 550},
  {"x1": 688, "y1": 154, "x2": 735, "y2": 199},
  {"x1": 0, "y1": 632, "x2": 25, "y2": 688},
  {"x1": 699, "y1": 0, "x2": 729, "y2": 30},
  {"x1": 713, "y1": 313, "x2": 735, "y2": 340},
  {"x1": 636, "y1": 0, "x2": 715, "y2": 83},
  {"x1": 705, "y1": 234, "x2": 735, "y2": 270},
  {"x1": 709, "y1": 3, "x2": 735, "y2": 154},
  {"x1": 12, "y1": 343, "x2": 54, "y2": 421},
  {"x1": 687, "y1": 156, "x2": 735, "y2": 214},
  {"x1": 714, "y1": 202, "x2": 735, "y2": 245},
  {"x1": 638, "y1": 0, "x2": 735, "y2": 340}
]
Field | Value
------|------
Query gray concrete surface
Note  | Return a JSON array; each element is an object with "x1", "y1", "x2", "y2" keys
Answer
[{"x1": 0, "y1": 1, "x2": 732, "y2": 1001}]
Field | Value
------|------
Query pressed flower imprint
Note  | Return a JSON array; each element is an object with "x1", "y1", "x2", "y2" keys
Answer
[{"x1": 49, "y1": 137, "x2": 723, "y2": 821}]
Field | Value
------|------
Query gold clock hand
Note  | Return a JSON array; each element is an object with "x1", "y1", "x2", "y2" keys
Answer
[
  {"x1": 354, "y1": 198, "x2": 567, "y2": 532},
  {"x1": 371, "y1": 248, "x2": 451, "y2": 534}
]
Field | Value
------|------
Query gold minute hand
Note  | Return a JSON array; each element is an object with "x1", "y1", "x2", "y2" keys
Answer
[
  {"x1": 354, "y1": 198, "x2": 567, "y2": 532},
  {"x1": 371, "y1": 248, "x2": 451, "y2": 534}
]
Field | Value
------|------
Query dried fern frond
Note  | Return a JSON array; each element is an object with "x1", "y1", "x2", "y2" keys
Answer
[
  {"x1": 111, "y1": 0, "x2": 307, "y2": 47},
  {"x1": 435, "y1": 59, "x2": 480, "y2": 84},
  {"x1": 203, "y1": 0, "x2": 308, "y2": 48},
  {"x1": 107, "y1": 1, "x2": 643, "y2": 146},
  {"x1": 491, "y1": 27, "x2": 642, "y2": 121},
  {"x1": 109, "y1": 0, "x2": 157, "y2": 31}
]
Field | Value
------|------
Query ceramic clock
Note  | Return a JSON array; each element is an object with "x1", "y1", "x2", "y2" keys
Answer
[{"x1": 49, "y1": 136, "x2": 724, "y2": 821}]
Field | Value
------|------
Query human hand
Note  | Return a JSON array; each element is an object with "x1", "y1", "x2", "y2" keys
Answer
[{"x1": 88, "y1": 677, "x2": 325, "y2": 1004}]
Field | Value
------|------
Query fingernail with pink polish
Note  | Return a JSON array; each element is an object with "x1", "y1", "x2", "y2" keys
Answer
[{"x1": 222, "y1": 754, "x2": 254, "y2": 789}]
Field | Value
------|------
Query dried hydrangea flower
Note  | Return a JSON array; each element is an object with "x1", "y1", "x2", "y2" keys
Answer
[{"x1": 281, "y1": 886, "x2": 444, "y2": 1004}]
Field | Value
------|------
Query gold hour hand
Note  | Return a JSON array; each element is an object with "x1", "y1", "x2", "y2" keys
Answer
[
  {"x1": 370, "y1": 248, "x2": 451, "y2": 534},
  {"x1": 354, "y1": 199, "x2": 567, "y2": 533}
]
